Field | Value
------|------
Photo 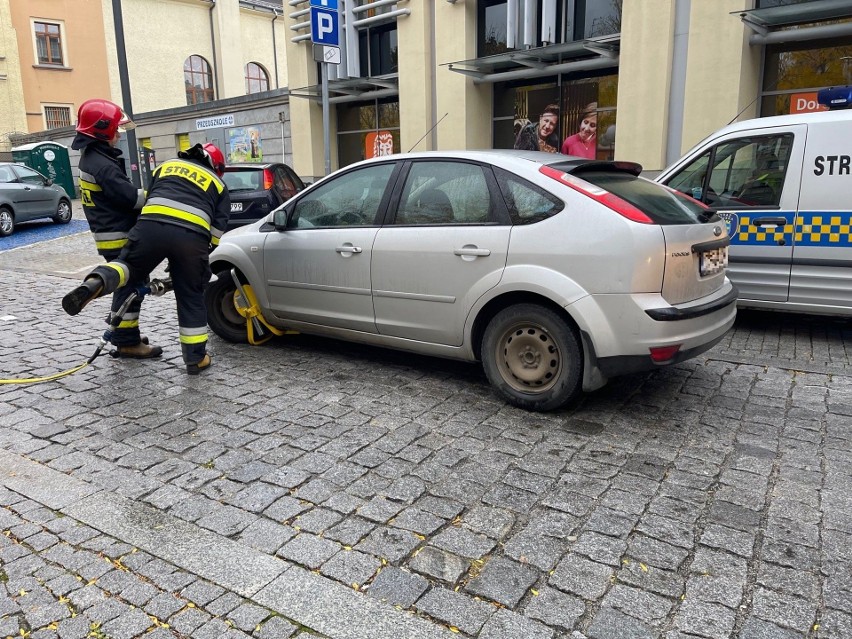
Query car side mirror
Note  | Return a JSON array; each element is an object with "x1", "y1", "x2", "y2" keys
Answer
[
  {"x1": 44, "y1": 178, "x2": 54, "y2": 186},
  {"x1": 272, "y1": 208, "x2": 288, "y2": 230}
]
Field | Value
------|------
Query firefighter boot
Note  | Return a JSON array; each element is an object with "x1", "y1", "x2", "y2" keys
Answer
[
  {"x1": 113, "y1": 342, "x2": 164, "y2": 359},
  {"x1": 62, "y1": 277, "x2": 105, "y2": 316},
  {"x1": 186, "y1": 353, "x2": 212, "y2": 376}
]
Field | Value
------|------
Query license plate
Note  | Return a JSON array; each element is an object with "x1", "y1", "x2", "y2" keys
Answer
[
  {"x1": 699, "y1": 246, "x2": 727, "y2": 277},
  {"x1": 231, "y1": 202, "x2": 243, "y2": 212}
]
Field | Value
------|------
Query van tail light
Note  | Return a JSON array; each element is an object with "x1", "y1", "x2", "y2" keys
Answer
[
  {"x1": 649, "y1": 344, "x2": 681, "y2": 363},
  {"x1": 539, "y1": 165, "x2": 653, "y2": 224},
  {"x1": 263, "y1": 169, "x2": 274, "y2": 191}
]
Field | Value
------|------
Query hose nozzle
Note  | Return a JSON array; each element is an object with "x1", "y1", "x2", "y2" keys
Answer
[{"x1": 148, "y1": 278, "x2": 173, "y2": 296}]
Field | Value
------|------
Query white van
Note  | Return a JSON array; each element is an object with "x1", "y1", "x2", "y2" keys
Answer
[{"x1": 656, "y1": 92, "x2": 852, "y2": 316}]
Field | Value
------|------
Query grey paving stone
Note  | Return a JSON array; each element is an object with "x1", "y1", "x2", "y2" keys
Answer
[
  {"x1": 618, "y1": 561, "x2": 683, "y2": 599},
  {"x1": 143, "y1": 592, "x2": 185, "y2": 620},
  {"x1": 750, "y1": 587, "x2": 817, "y2": 634},
  {"x1": 23, "y1": 600, "x2": 70, "y2": 629},
  {"x1": 550, "y1": 555, "x2": 613, "y2": 600},
  {"x1": 293, "y1": 507, "x2": 344, "y2": 534},
  {"x1": 416, "y1": 586, "x2": 494, "y2": 635},
  {"x1": 196, "y1": 504, "x2": 258, "y2": 536},
  {"x1": 588, "y1": 607, "x2": 655, "y2": 639},
  {"x1": 99, "y1": 607, "x2": 153, "y2": 639},
  {"x1": 699, "y1": 523, "x2": 755, "y2": 557},
  {"x1": 409, "y1": 546, "x2": 468, "y2": 583},
  {"x1": 524, "y1": 585, "x2": 585, "y2": 631},
  {"x1": 277, "y1": 534, "x2": 340, "y2": 569},
  {"x1": 602, "y1": 584, "x2": 673, "y2": 625},
  {"x1": 324, "y1": 517, "x2": 376, "y2": 546},
  {"x1": 56, "y1": 615, "x2": 90, "y2": 639},
  {"x1": 817, "y1": 608, "x2": 852, "y2": 639},
  {"x1": 466, "y1": 556, "x2": 538, "y2": 607},
  {"x1": 430, "y1": 526, "x2": 496, "y2": 560},
  {"x1": 264, "y1": 495, "x2": 309, "y2": 523},
  {"x1": 391, "y1": 507, "x2": 446, "y2": 536},
  {"x1": 180, "y1": 580, "x2": 225, "y2": 607},
  {"x1": 237, "y1": 518, "x2": 296, "y2": 554},
  {"x1": 257, "y1": 615, "x2": 298, "y2": 639},
  {"x1": 503, "y1": 528, "x2": 566, "y2": 571},
  {"x1": 365, "y1": 566, "x2": 429, "y2": 608},
  {"x1": 169, "y1": 606, "x2": 212, "y2": 634},
  {"x1": 479, "y1": 608, "x2": 554, "y2": 639},
  {"x1": 673, "y1": 599, "x2": 736, "y2": 638},
  {"x1": 227, "y1": 602, "x2": 269, "y2": 632},
  {"x1": 573, "y1": 531, "x2": 628, "y2": 567},
  {"x1": 206, "y1": 592, "x2": 243, "y2": 616},
  {"x1": 739, "y1": 617, "x2": 803, "y2": 639},
  {"x1": 319, "y1": 549, "x2": 382, "y2": 587},
  {"x1": 356, "y1": 526, "x2": 421, "y2": 563}
]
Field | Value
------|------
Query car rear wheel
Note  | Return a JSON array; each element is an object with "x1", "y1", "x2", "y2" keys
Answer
[
  {"x1": 205, "y1": 271, "x2": 249, "y2": 344},
  {"x1": 481, "y1": 303, "x2": 582, "y2": 411},
  {"x1": 53, "y1": 199, "x2": 72, "y2": 224},
  {"x1": 0, "y1": 207, "x2": 14, "y2": 237}
]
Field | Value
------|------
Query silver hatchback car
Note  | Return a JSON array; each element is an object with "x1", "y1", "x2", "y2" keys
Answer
[
  {"x1": 0, "y1": 162, "x2": 73, "y2": 237},
  {"x1": 207, "y1": 150, "x2": 737, "y2": 411}
]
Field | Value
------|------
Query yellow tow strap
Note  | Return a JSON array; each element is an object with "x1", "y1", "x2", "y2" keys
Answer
[
  {"x1": 0, "y1": 362, "x2": 90, "y2": 385},
  {"x1": 233, "y1": 283, "x2": 296, "y2": 345}
]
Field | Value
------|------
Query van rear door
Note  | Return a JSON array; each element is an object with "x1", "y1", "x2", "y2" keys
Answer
[
  {"x1": 659, "y1": 125, "x2": 806, "y2": 304},
  {"x1": 789, "y1": 118, "x2": 852, "y2": 312}
]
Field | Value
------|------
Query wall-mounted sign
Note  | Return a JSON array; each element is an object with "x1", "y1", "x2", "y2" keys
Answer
[
  {"x1": 228, "y1": 126, "x2": 263, "y2": 163},
  {"x1": 196, "y1": 114, "x2": 235, "y2": 130}
]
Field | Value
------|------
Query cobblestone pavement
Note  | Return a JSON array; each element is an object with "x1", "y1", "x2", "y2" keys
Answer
[{"x1": 0, "y1": 222, "x2": 851, "y2": 639}]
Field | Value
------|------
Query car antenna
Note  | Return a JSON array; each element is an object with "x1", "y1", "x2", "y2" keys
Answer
[{"x1": 407, "y1": 113, "x2": 448, "y2": 153}]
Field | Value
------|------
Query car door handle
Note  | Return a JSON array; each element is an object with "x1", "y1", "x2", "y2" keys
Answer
[
  {"x1": 454, "y1": 247, "x2": 491, "y2": 257},
  {"x1": 753, "y1": 217, "x2": 787, "y2": 226},
  {"x1": 336, "y1": 246, "x2": 362, "y2": 254},
  {"x1": 23, "y1": 186, "x2": 31, "y2": 191}
]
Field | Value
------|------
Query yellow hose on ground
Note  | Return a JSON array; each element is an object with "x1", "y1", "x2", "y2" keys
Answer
[{"x1": 0, "y1": 362, "x2": 90, "y2": 384}]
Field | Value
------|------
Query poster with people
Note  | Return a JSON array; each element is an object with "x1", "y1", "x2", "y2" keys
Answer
[
  {"x1": 509, "y1": 77, "x2": 616, "y2": 160},
  {"x1": 227, "y1": 126, "x2": 263, "y2": 163}
]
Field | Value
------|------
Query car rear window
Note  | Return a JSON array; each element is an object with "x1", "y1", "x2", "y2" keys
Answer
[
  {"x1": 578, "y1": 171, "x2": 717, "y2": 225},
  {"x1": 223, "y1": 170, "x2": 262, "y2": 191}
]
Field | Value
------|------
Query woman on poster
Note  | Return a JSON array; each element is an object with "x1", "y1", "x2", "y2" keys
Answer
[
  {"x1": 514, "y1": 104, "x2": 560, "y2": 153},
  {"x1": 561, "y1": 102, "x2": 598, "y2": 159}
]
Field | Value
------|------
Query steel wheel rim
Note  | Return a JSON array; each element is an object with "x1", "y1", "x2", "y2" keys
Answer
[
  {"x1": 56, "y1": 202, "x2": 71, "y2": 221},
  {"x1": 494, "y1": 321, "x2": 562, "y2": 394},
  {"x1": 0, "y1": 211, "x2": 11, "y2": 234}
]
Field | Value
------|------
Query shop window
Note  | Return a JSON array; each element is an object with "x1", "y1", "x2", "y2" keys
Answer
[
  {"x1": 245, "y1": 62, "x2": 269, "y2": 94},
  {"x1": 761, "y1": 37, "x2": 852, "y2": 116},
  {"x1": 44, "y1": 105, "x2": 71, "y2": 129},
  {"x1": 337, "y1": 98, "x2": 400, "y2": 167},
  {"x1": 184, "y1": 55, "x2": 214, "y2": 105},
  {"x1": 34, "y1": 22, "x2": 64, "y2": 65},
  {"x1": 358, "y1": 22, "x2": 398, "y2": 76}
]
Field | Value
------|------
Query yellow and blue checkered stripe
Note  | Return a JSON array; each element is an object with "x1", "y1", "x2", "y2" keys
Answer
[{"x1": 720, "y1": 211, "x2": 852, "y2": 247}]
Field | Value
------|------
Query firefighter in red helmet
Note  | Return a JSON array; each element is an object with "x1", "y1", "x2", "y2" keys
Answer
[
  {"x1": 63, "y1": 143, "x2": 231, "y2": 375},
  {"x1": 72, "y1": 98, "x2": 161, "y2": 358}
]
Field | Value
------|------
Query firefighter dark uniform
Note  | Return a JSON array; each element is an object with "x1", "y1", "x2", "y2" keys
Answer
[
  {"x1": 71, "y1": 99, "x2": 152, "y2": 356},
  {"x1": 63, "y1": 143, "x2": 230, "y2": 375}
]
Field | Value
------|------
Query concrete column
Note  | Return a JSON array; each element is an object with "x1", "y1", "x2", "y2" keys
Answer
[
  {"x1": 680, "y1": 0, "x2": 760, "y2": 154},
  {"x1": 434, "y1": 1, "x2": 491, "y2": 150},
  {"x1": 211, "y1": 0, "x2": 246, "y2": 99},
  {"x1": 397, "y1": 1, "x2": 435, "y2": 152},
  {"x1": 0, "y1": 0, "x2": 28, "y2": 144},
  {"x1": 614, "y1": 0, "x2": 677, "y2": 171}
]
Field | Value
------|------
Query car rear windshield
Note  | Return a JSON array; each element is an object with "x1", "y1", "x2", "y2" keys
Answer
[
  {"x1": 577, "y1": 171, "x2": 717, "y2": 225},
  {"x1": 222, "y1": 170, "x2": 262, "y2": 192}
]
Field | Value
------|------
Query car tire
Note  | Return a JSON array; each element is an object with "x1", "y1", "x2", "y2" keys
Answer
[
  {"x1": 205, "y1": 271, "x2": 250, "y2": 344},
  {"x1": 0, "y1": 207, "x2": 14, "y2": 237},
  {"x1": 481, "y1": 303, "x2": 582, "y2": 411},
  {"x1": 53, "y1": 199, "x2": 72, "y2": 224}
]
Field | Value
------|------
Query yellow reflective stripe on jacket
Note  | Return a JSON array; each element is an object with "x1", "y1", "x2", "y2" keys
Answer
[
  {"x1": 141, "y1": 204, "x2": 211, "y2": 231},
  {"x1": 105, "y1": 262, "x2": 128, "y2": 287},
  {"x1": 79, "y1": 179, "x2": 102, "y2": 192},
  {"x1": 155, "y1": 160, "x2": 224, "y2": 194}
]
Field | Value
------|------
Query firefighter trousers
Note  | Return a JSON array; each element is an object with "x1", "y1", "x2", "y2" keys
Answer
[
  {"x1": 88, "y1": 220, "x2": 212, "y2": 365},
  {"x1": 102, "y1": 249, "x2": 145, "y2": 348}
]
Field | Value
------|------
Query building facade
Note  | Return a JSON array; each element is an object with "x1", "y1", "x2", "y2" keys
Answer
[{"x1": 283, "y1": 0, "x2": 852, "y2": 181}]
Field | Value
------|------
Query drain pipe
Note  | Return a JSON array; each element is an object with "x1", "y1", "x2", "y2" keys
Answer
[
  {"x1": 208, "y1": 0, "x2": 219, "y2": 98},
  {"x1": 272, "y1": 8, "x2": 280, "y2": 89}
]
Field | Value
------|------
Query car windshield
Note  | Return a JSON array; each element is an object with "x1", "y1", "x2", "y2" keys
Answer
[
  {"x1": 223, "y1": 170, "x2": 262, "y2": 192},
  {"x1": 578, "y1": 171, "x2": 718, "y2": 225}
]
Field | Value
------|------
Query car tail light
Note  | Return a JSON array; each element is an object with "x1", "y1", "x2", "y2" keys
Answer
[
  {"x1": 539, "y1": 165, "x2": 653, "y2": 224},
  {"x1": 649, "y1": 344, "x2": 681, "y2": 363},
  {"x1": 263, "y1": 169, "x2": 274, "y2": 191}
]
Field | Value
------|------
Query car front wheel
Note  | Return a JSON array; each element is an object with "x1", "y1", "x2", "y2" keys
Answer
[
  {"x1": 481, "y1": 303, "x2": 582, "y2": 411},
  {"x1": 205, "y1": 271, "x2": 249, "y2": 344},
  {"x1": 0, "y1": 207, "x2": 14, "y2": 237},
  {"x1": 53, "y1": 199, "x2": 72, "y2": 224}
]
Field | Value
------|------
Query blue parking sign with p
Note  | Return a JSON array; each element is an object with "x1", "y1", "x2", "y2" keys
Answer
[
  {"x1": 310, "y1": 0, "x2": 338, "y2": 9},
  {"x1": 310, "y1": 6, "x2": 339, "y2": 46}
]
